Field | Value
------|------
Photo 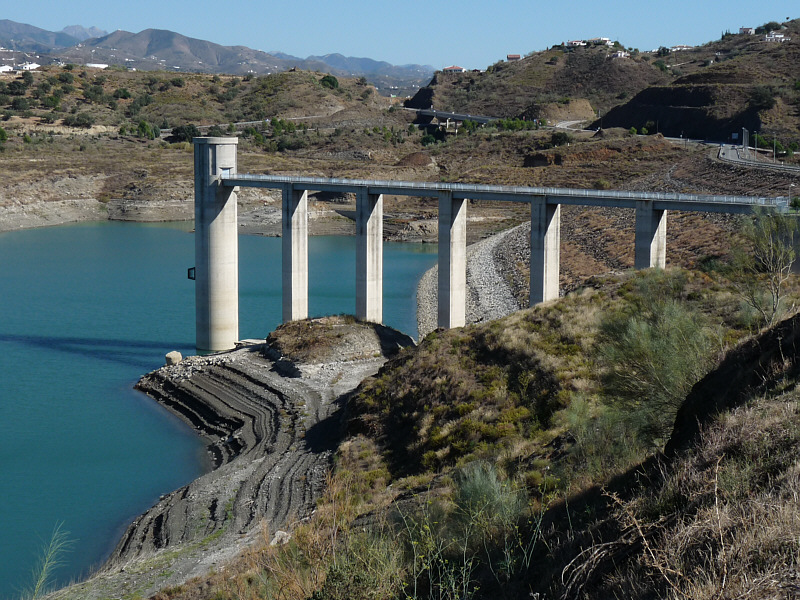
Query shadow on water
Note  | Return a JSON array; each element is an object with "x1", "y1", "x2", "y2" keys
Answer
[{"x1": 0, "y1": 334, "x2": 189, "y2": 369}]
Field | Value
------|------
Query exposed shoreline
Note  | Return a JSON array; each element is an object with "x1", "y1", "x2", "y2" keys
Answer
[{"x1": 51, "y1": 328, "x2": 403, "y2": 599}]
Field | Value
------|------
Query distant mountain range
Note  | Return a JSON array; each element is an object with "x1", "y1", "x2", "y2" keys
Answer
[{"x1": 0, "y1": 20, "x2": 433, "y2": 94}]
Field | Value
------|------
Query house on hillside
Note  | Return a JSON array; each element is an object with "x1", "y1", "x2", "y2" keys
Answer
[
  {"x1": 567, "y1": 40, "x2": 587, "y2": 47},
  {"x1": 0, "y1": 65, "x2": 13, "y2": 73},
  {"x1": 670, "y1": 44, "x2": 694, "y2": 51},
  {"x1": 443, "y1": 65, "x2": 466, "y2": 73},
  {"x1": 587, "y1": 37, "x2": 613, "y2": 46},
  {"x1": 611, "y1": 50, "x2": 630, "y2": 59},
  {"x1": 740, "y1": 27, "x2": 755, "y2": 35},
  {"x1": 765, "y1": 32, "x2": 790, "y2": 42},
  {"x1": 19, "y1": 62, "x2": 40, "y2": 71},
  {"x1": 507, "y1": 54, "x2": 521, "y2": 61}
]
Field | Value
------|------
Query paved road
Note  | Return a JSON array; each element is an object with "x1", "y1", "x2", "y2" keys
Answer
[{"x1": 718, "y1": 144, "x2": 800, "y2": 173}]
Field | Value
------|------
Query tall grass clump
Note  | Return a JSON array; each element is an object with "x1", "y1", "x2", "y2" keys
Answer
[
  {"x1": 24, "y1": 522, "x2": 72, "y2": 600},
  {"x1": 396, "y1": 462, "x2": 542, "y2": 600}
]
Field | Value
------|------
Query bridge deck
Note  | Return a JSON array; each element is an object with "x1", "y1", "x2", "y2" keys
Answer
[{"x1": 221, "y1": 173, "x2": 786, "y2": 214}]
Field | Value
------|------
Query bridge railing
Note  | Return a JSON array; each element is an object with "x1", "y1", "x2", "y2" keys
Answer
[{"x1": 221, "y1": 173, "x2": 786, "y2": 208}]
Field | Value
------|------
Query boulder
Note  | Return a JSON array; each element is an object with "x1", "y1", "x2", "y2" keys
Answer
[{"x1": 165, "y1": 351, "x2": 183, "y2": 366}]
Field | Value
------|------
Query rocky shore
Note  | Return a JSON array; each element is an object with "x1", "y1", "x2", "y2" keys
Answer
[{"x1": 51, "y1": 321, "x2": 412, "y2": 600}]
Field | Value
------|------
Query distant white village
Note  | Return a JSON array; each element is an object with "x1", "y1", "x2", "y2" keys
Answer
[{"x1": 441, "y1": 23, "x2": 793, "y2": 73}]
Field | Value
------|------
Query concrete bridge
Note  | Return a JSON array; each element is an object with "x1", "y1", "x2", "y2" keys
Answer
[{"x1": 193, "y1": 137, "x2": 787, "y2": 352}]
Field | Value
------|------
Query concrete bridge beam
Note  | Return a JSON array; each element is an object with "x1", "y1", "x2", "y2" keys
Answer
[
  {"x1": 635, "y1": 201, "x2": 667, "y2": 269},
  {"x1": 194, "y1": 137, "x2": 239, "y2": 353},
  {"x1": 530, "y1": 198, "x2": 561, "y2": 305},
  {"x1": 356, "y1": 189, "x2": 383, "y2": 322},
  {"x1": 282, "y1": 184, "x2": 309, "y2": 321},
  {"x1": 438, "y1": 190, "x2": 467, "y2": 329}
]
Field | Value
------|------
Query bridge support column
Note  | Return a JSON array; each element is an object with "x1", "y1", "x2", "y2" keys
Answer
[
  {"x1": 356, "y1": 189, "x2": 383, "y2": 322},
  {"x1": 193, "y1": 137, "x2": 239, "y2": 353},
  {"x1": 282, "y1": 184, "x2": 308, "y2": 321},
  {"x1": 635, "y1": 201, "x2": 667, "y2": 269},
  {"x1": 530, "y1": 198, "x2": 561, "y2": 305},
  {"x1": 438, "y1": 190, "x2": 467, "y2": 329}
]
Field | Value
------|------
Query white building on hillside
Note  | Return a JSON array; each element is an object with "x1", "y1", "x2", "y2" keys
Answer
[
  {"x1": 740, "y1": 27, "x2": 755, "y2": 35},
  {"x1": 0, "y1": 64, "x2": 13, "y2": 73},
  {"x1": 765, "y1": 32, "x2": 790, "y2": 42},
  {"x1": 19, "y1": 62, "x2": 40, "y2": 70}
]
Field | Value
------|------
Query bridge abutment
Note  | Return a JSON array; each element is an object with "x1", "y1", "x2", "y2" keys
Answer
[
  {"x1": 356, "y1": 189, "x2": 384, "y2": 322},
  {"x1": 193, "y1": 137, "x2": 239, "y2": 353},
  {"x1": 530, "y1": 198, "x2": 561, "y2": 304},
  {"x1": 635, "y1": 201, "x2": 667, "y2": 269},
  {"x1": 438, "y1": 191, "x2": 467, "y2": 329},
  {"x1": 282, "y1": 184, "x2": 309, "y2": 322}
]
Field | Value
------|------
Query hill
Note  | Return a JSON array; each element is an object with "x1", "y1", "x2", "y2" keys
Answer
[
  {"x1": 406, "y1": 43, "x2": 670, "y2": 118},
  {"x1": 405, "y1": 19, "x2": 800, "y2": 144},
  {"x1": 0, "y1": 19, "x2": 78, "y2": 52},
  {"x1": 60, "y1": 25, "x2": 107, "y2": 42},
  {"x1": 597, "y1": 19, "x2": 800, "y2": 141}
]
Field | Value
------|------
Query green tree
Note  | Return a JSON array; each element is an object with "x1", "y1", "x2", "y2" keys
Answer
[
  {"x1": 170, "y1": 124, "x2": 200, "y2": 142},
  {"x1": 137, "y1": 120, "x2": 156, "y2": 139},
  {"x1": 0, "y1": 126, "x2": 7, "y2": 143},
  {"x1": 729, "y1": 209, "x2": 799, "y2": 329}
]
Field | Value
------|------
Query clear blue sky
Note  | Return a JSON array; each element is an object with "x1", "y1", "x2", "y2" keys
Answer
[{"x1": 5, "y1": 1, "x2": 798, "y2": 69}]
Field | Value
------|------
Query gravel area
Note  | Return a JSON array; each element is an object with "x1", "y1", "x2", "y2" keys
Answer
[{"x1": 417, "y1": 226, "x2": 525, "y2": 338}]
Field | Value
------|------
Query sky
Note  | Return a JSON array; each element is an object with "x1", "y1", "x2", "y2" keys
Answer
[{"x1": 4, "y1": 1, "x2": 798, "y2": 69}]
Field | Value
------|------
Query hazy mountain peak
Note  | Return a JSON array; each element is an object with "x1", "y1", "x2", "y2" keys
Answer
[{"x1": 61, "y1": 25, "x2": 108, "y2": 41}]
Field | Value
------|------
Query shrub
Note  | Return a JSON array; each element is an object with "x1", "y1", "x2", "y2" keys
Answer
[
  {"x1": 62, "y1": 112, "x2": 95, "y2": 128},
  {"x1": 320, "y1": 74, "x2": 339, "y2": 89},
  {"x1": 551, "y1": 131, "x2": 572, "y2": 146},
  {"x1": 750, "y1": 85, "x2": 776, "y2": 111},
  {"x1": 170, "y1": 124, "x2": 200, "y2": 142},
  {"x1": 595, "y1": 270, "x2": 718, "y2": 446},
  {"x1": 727, "y1": 209, "x2": 799, "y2": 329},
  {"x1": 421, "y1": 133, "x2": 437, "y2": 146}
]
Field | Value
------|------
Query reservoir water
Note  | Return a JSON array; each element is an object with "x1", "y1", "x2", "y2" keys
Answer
[{"x1": 0, "y1": 221, "x2": 437, "y2": 598}]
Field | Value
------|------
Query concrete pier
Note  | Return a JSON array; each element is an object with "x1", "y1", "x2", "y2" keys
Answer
[
  {"x1": 530, "y1": 198, "x2": 561, "y2": 304},
  {"x1": 191, "y1": 159, "x2": 777, "y2": 349},
  {"x1": 282, "y1": 184, "x2": 309, "y2": 322},
  {"x1": 635, "y1": 201, "x2": 667, "y2": 269},
  {"x1": 194, "y1": 137, "x2": 239, "y2": 353},
  {"x1": 438, "y1": 190, "x2": 467, "y2": 329},
  {"x1": 356, "y1": 189, "x2": 383, "y2": 322}
]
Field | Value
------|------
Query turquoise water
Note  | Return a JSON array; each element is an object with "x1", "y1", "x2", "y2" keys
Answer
[{"x1": 0, "y1": 222, "x2": 437, "y2": 598}]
